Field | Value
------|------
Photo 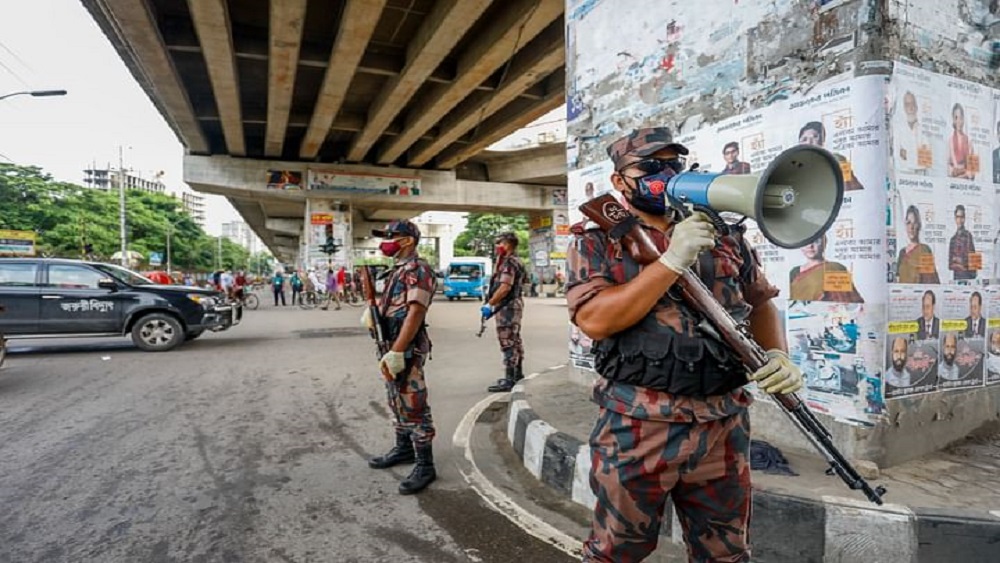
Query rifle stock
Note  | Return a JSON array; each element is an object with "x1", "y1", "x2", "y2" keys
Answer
[
  {"x1": 360, "y1": 266, "x2": 393, "y2": 381},
  {"x1": 578, "y1": 194, "x2": 886, "y2": 505}
]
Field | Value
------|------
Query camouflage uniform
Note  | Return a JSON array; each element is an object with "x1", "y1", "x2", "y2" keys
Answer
[
  {"x1": 566, "y1": 220, "x2": 778, "y2": 563},
  {"x1": 494, "y1": 255, "x2": 526, "y2": 369},
  {"x1": 379, "y1": 255, "x2": 436, "y2": 447}
]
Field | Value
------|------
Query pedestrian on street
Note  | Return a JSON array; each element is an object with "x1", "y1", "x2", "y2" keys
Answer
[
  {"x1": 363, "y1": 219, "x2": 437, "y2": 495},
  {"x1": 321, "y1": 267, "x2": 341, "y2": 310},
  {"x1": 290, "y1": 271, "x2": 304, "y2": 305},
  {"x1": 336, "y1": 265, "x2": 347, "y2": 300},
  {"x1": 566, "y1": 127, "x2": 803, "y2": 562},
  {"x1": 482, "y1": 232, "x2": 528, "y2": 393},
  {"x1": 272, "y1": 270, "x2": 286, "y2": 306}
]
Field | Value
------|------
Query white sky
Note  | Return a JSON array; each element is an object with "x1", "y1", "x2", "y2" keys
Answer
[
  {"x1": 0, "y1": 0, "x2": 238, "y2": 235},
  {"x1": 0, "y1": 0, "x2": 565, "y2": 237}
]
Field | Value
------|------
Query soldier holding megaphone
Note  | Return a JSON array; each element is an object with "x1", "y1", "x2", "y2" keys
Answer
[{"x1": 567, "y1": 127, "x2": 810, "y2": 562}]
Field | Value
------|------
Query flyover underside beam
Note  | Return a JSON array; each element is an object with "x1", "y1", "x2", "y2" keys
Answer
[
  {"x1": 184, "y1": 155, "x2": 557, "y2": 214},
  {"x1": 300, "y1": 0, "x2": 387, "y2": 159},
  {"x1": 484, "y1": 145, "x2": 566, "y2": 183},
  {"x1": 83, "y1": 0, "x2": 208, "y2": 153},
  {"x1": 345, "y1": 0, "x2": 492, "y2": 162},
  {"x1": 407, "y1": 21, "x2": 564, "y2": 167},
  {"x1": 265, "y1": 0, "x2": 308, "y2": 157},
  {"x1": 188, "y1": 0, "x2": 245, "y2": 156},
  {"x1": 437, "y1": 72, "x2": 565, "y2": 169},
  {"x1": 377, "y1": 0, "x2": 564, "y2": 164}
]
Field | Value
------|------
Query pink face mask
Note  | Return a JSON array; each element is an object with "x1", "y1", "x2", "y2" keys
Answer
[{"x1": 379, "y1": 240, "x2": 401, "y2": 257}]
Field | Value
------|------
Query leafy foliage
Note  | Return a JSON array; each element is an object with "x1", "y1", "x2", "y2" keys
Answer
[
  {"x1": 0, "y1": 163, "x2": 252, "y2": 272},
  {"x1": 453, "y1": 213, "x2": 530, "y2": 260}
]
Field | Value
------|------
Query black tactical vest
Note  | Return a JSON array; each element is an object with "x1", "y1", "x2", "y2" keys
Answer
[{"x1": 591, "y1": 233, "x2": 755, "y2": 398}]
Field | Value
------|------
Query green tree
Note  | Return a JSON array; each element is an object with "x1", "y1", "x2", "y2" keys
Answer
[
  {"x1": 453, "y1": 213, "x2": 530, "y2": 260},
  {"x1": 0, "y1": 162, "x2": 250, "y2": 273}
]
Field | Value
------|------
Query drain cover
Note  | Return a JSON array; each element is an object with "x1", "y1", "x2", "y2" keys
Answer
[{"x1": 295, "y1": 327, "x2": 368, "y2": 338}]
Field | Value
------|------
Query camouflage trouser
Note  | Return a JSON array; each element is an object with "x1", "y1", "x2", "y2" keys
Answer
[
  {"x1": 495, "y1": 298, "x2": 524, "y2": 369},
  {"x1": 583, "y1": 407, "x2": 752, "y2": 563},
  {"x1": 385, "y1": 353, "x2": 435, "y2": 448}
]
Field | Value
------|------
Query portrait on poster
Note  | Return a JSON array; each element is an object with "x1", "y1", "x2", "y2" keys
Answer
[
  {"x1": 886, "y1": 286, "x2": 941, "y2": 398},
  {"x1": 893, "y1": 195, "x2": 943, "y2": 284},
  {"x1": 566, "y1": 160, "x2": 615, "y2": 225},
  {"x1": 987, "y1": 289, "x2": 1000, "y2": 385},
  {"x1": 936, "y1": 288, "x2": 985, "y2": 390}
]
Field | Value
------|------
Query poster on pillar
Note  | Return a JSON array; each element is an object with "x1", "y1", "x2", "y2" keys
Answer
[
  {"x1": 889, "y1": 63, "x2": 996, "y2": 285},
  {"x1": 787, "y1": 301, "x2": 885, "y2": 424},
  {"x1": 267, "y1": 170, "x2": 303, "y2": 190},
  {"x1": 986, "y1": 288, "x2": 1000, "y2": 385},
  {"x1": 936, "y1": 287, "x2": 985, "y2": 391},
  {"x1": 308, "y1": 170, "x2": 421, "y2": 196},
  {"x1": 566, "y1": 160, "x2": 615, "y2": 225},
  {"x1": 307, "y1": 209, "x2": 350, "y2": 268},
  {"x1": 886, "y1": 285, "x2": 941, "y2": 399}
]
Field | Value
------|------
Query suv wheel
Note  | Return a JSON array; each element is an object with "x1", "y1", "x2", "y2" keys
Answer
[{"x1": 132, "y1": 313, "x2": 184, "y2": 352}]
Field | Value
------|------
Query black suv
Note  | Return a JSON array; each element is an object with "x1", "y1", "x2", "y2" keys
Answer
[{"x1": 0, "y1": 258, "x2": 241, "y2": 352}]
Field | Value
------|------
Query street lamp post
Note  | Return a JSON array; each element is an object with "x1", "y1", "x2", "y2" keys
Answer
[
  {"x1": 119, "y1": 146, "x2": 127, "y2": 267},
  {"x1": 0, "y1": 89, "x2": 67, "y2": 102}
]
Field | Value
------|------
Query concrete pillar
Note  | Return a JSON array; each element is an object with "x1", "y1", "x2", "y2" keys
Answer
[
  {"x1": 566, "y1": 0, "x2": 1000, "y2": 469},
  {"x1": 304, "y1": 199, "x2": 353, "y2": 270}
]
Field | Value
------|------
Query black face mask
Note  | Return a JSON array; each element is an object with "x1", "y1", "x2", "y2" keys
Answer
[{"x1": 621, "y1": 158, "x2": 685, "y2": 216}]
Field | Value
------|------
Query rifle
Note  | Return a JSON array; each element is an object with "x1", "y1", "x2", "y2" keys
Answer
[
  {"x1": 579, "y1": 194, "x2": 886, "y2": 505},
  {"x1": 359, "y1": 265, "x2": 395, "y2": 383},
  {"x1": 476, "y1": 253, "x2": 508, "y2": 338}
]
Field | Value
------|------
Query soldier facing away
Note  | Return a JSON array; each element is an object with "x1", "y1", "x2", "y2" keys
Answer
[
  {"x1": 482, "y1": 231, "x2": 528, "y2": 393},
  {"x1": 364, "y1": 219, "x2": 438, "y2": 495},
  {"x1": 566, "y1": 127, "x2": 803, "y2": 562}
]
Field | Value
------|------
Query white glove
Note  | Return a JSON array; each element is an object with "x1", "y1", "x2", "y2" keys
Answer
[
  {"x1": 379, "y1": 350, "x2": 406, "y2": 376},
  {"x1": 748, "y1": 349, "x2": 803, "y2": 394},
  {"x1": 360, "y1": 308, "x2": 374, "y2": 329},
  {"x1": 658, "y1": 212, "x2": 717, "y2": 273}
]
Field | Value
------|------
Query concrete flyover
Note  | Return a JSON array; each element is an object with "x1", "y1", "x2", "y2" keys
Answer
[{"x1": 82, "y1": 0, "x2": 568, "y2": 262}]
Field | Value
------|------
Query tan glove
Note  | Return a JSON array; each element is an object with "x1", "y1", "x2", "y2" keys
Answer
[
  {"x1": 658, "y1": 212, "x2": 717, "y2": 273},
  {"x1": 748, "y1": 349, "x2": 803, "y2": 394},
  {"x1": 360, "y1": 308, "x2": 374, "y2": 329},
  {"x1": 379, "y1": 350, "x2": 406, "y2": 377}
]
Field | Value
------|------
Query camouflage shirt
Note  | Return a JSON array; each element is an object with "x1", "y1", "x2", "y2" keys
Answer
[
  {"x1": 379, "y1": 255, "x2": 436, "y2": 354},
  {"x1": 566, "y1": 220, "x2": 778, "y2": 422},
  {"x1": 495, "y1": 255, "x2": 526, "y2": 300}
]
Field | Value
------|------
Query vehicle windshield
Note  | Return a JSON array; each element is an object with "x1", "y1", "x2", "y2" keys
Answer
[
  {"x1": 448, "y1": 264, "x2": 483, "y2": 279},
  {"x1": 93, "y1": 263, "x2": 153, "y2": 286}
]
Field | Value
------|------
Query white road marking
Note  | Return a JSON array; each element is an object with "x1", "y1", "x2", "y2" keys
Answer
[{"x1": 452, "y1": 391, "x2": 583, "y2": 559}]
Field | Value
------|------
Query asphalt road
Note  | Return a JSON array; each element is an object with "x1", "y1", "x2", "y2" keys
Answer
[{"x1": 0, "y1": 294, "x2": 576, "y2": 563}]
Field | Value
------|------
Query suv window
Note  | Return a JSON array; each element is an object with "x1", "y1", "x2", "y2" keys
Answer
[
  {"x1": 47, "y1": 265, "x2": 105, "y2": 289},
  {"x1": 0, "y1": 263, "x2": 38, "y2": 286}
]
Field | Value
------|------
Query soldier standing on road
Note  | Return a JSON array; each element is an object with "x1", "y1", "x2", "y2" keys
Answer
[
  {"x1": 567, "y1": 128, "x2": 804, "y2": 562},
  {"x1": 364, "y1": 220, "x2": 438, "y2": 494},
  {"x1": 483, "y1": 232, "x2": 527, "y2": 393}
]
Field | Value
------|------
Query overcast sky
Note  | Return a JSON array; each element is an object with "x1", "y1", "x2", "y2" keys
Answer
[{"x1": 0, "y1": 0, "x2": 239, "y2": 235}]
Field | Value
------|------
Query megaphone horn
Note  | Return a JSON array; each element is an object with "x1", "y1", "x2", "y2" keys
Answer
[{"x1": 666, "y1": 145, "x2": 845, "y2": 249}]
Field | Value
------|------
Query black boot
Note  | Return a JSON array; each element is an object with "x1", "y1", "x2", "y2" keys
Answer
[
  {"x1": 514, "y1": 361, "x2": 524, "y2": 382},
  {"x1": 399, "y1": 444, "x2": 436, "y2": 495},
  {"x1": 487, "y1": 367, "x2": 517, "y2": 393},
  {"x1": 368, "y1": 431, "x2": 415, "y2": 469}
]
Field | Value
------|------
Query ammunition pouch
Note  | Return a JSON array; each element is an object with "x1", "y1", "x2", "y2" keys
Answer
[{"x1": 592, "y1": 314, "x2": 747, "y2": 397}]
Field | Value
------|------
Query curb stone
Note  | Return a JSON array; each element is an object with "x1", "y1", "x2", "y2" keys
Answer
[{"x1": 506, "y1": 386, "x2": 1000, "y2": 563}]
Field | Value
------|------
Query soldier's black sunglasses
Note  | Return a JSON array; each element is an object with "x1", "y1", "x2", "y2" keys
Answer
[{"x1": 618, "y1": 157, "x2": 686, "y2": 177}]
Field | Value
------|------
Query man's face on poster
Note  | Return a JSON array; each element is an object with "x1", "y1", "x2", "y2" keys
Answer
[
  {"x1": 892, "y1": 338, "x2": 908, "y2": 372},
  {"x1": 971, "y1": 294, "x2": 982, "y2": 320},
  {"x1": 943, "y1": 334, "x2": 957, "y2": 366},
  {"x1": 922, "y1": 293, "x2": 935, "y2": 321},
  {"x1": 992, "y1": 333, "x2": 1000, "y2": 355},
  {"x1": 955, "y1": 208, "x2": 966, "y2": 229},
  {"x1": 903, "y1": 92, "x2": 918, "y2": 123},
  {"x1": 724, "y1": 145, "x2": 739, "y2": 164}
]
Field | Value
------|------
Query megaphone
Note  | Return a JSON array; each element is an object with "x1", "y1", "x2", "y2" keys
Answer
[{"x1": 666, "y1": 145, "x2": 844, "y2": 248}]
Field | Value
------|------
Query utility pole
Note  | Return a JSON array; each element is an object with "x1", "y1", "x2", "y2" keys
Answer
[
  {"x1": 166, "y1": 224, "x2": 173, "y2": 275},
  {"x1": 118, "y1": 145, "x2": 127, "y2": 267},
  {"x1": 216, "y1": 236, "x2": 222, "y2": 270}
]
